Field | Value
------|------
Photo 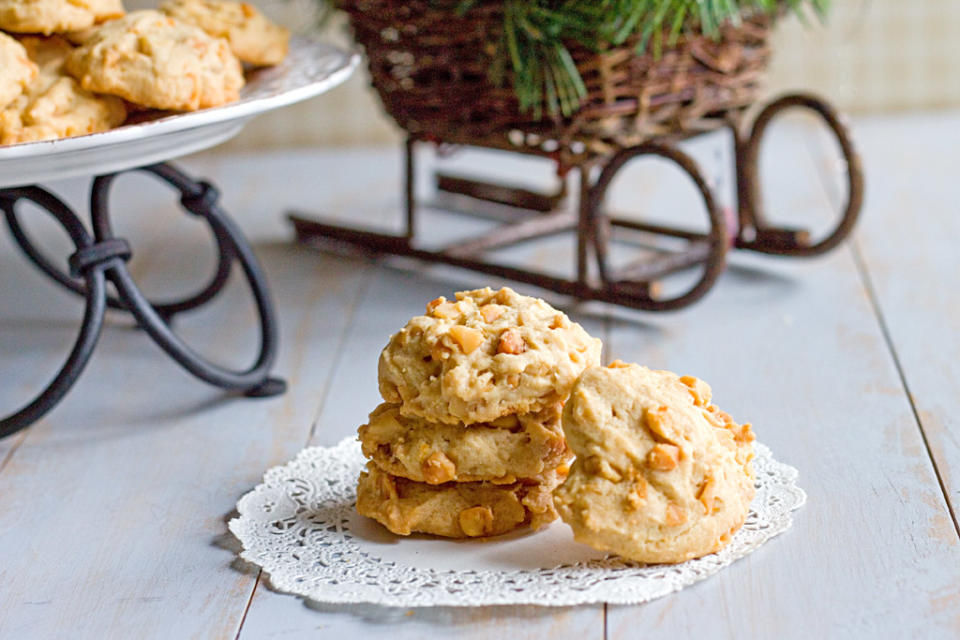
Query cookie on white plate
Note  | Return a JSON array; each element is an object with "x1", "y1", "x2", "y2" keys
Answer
[
  {"x1": 160, "y1": 0, "x2": 289, "y2": 66},
  {"x1": 0, "y1": 32, "x2": 37, "y2": 110},
  {"x1": 1, "y1": 35, "x2": 126, "y2": 145},
  {"x1": 65, "y1": 10, "x2": 244, "y2": 111},
  {"x1": 0, "y1": 0, "x2": 123, "y2": 35}
]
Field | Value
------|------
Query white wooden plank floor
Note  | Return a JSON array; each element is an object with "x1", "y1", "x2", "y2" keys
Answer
[{"x1": 0, "y1": 111, "x2": 958, "y2": 639}]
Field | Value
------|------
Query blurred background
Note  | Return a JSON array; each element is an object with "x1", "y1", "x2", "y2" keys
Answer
[{"x1": 198, "y1": 0, "x2": 960, "y2": 150}]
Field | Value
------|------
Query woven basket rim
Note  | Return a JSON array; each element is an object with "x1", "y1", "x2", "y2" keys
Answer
[{"x1": 340, "y1": 1, "x2": 774, "y2": 166}]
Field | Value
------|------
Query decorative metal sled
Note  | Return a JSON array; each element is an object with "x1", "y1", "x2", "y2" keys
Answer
[{"x1": 291, "y1": 93, "x2": 863, "y2": 312}]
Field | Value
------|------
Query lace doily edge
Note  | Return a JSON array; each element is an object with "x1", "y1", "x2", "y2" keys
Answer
[{"x1": 228, "y1": 439, "x2": 807, "y2": 608}]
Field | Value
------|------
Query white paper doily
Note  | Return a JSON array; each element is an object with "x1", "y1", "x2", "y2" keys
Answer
[{"x1": 229, "y1": 438, "x2": 805, "y2": 607}]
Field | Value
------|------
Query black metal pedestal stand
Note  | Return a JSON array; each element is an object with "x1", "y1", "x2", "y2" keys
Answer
[{"x1": 0, "y1": 163, "x2": 286, "y2": 440}]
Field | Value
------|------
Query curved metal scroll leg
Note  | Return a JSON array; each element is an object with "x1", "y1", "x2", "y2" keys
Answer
[
  {"x1": 0, "y1": 162, "x2": 286, "y2": 440},
  {"x1": 0, "y1": 187, "x2": 112, "y2": 440},
  {"x1": 587, "y1": 142, "x2": 729, "y2": 312},
  {"x1": 90, "y1": 164, "x2": 286, "y2": 396},
  {"x1": 735, "y1": 92, "x2": 865, "y2": 256},
  {"x1": 3, "y1": 174, "x2": 236, "y2": 320}
]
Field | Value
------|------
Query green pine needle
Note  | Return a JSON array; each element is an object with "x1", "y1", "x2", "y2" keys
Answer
[{"x1": 471, "y1": 0, "x2": 829, "y2": 118}]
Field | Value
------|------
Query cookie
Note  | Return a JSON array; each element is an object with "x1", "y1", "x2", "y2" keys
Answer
[
  {"x1": 61, "y1": 26, "x2": 98, "y2": 45},
  {"x1": 0, "y1": 0, "x2": 123, "y2": 35},
  {"x1": 1, "y1": 36, "x2": 126, "y2": 145},
  {"x1": 65, "y1": 10, "x2": 244, "y2": 111},
  {"x1": 553, "y1": 362, "x2": 756, "y2": 564},
  {"x1": 378, "y1": 287, "x2": 602, "y2": 425},
  {"x1": 359, "y1": 402, "x2": 570, "y2": 484},
  {"x1": 160, "y1": 0, "x2": 289, "y2": 67},
  {"x1": 0, "y1": 33, "x2": 36, "y2": 110},
  {"x1": 17, "y1": 32, "x2": 72, "y2": 68},
  {"x1": 356, "y1": 462, "x2": 566, "y2": 538}
]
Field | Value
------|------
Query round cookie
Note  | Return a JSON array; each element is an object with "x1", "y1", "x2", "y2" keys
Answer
[
  {"x1": 0, "y1": 33, "x2": 36, "y2": 111},
  {"x1": 0, "y1": 0, "x2": 123, "y2": 35},
  {"x1": 17, "y1": 33, "x2": 72, "y2": 68},
  {"x1": 65, "y1": 10, "x2": 244, "y2": 112},
  {"x1": 378, "y1": 287, "x2": 602, "y2": 426},
  {"x1": 1, "y1": 36, "x2": 126, "y2": 145},
  {"x1": 356, "y1": 462, "x2": 566, "y2": 538},
  {"x1": 359, "y1": 402, "x2": 570, "y2": 484},
  {"x1": 553, "y1": 362, "x2": 756, "y2": 564},
  {"x1": 160, "y1": 0, "x2": 290, "y2": 67}
]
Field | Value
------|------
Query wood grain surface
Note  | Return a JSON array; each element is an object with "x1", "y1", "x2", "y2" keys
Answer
[{"x1": 0, "y1": 113, "x2": 957, "y2": 638}]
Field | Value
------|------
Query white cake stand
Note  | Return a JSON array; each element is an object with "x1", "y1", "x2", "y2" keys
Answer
[{"x1": 0, "y1": 38, "x2": 359, "y2": 438}]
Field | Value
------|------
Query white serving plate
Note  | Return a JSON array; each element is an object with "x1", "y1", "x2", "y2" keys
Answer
[{"x1": 0, "y1": 37, "x2": 359, "y2": 188}]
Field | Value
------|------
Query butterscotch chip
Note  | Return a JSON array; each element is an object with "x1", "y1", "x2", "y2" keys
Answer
[
  {"x1": 0, "y1": 33, "x2": 36, "y2": 111},
  {"x1": 448, "y1": 325, "x2": 483, "y2": 354},
  {"x1": 160, "y1": 0, "x2": 289, "y2": 66},
  {"x1": 356, "y1": 463, "x2": 566, "y2": 538},
  {"x1": 624, "y1": 476, "x2": 648, "y2": 511},
  {"x1": 680, "y1": 375, "x2": 711, "y2": 407},
  {"x1": 497, "y1": 327, "x2": 526, "y2": 355},
  {"x1": 665, "y1": 502, "x2": 687, "y2": 526},
  {"x1": 0, "y1": 0, "x2": 123, "y2": 35},
  {"x1": 425, "y1": 296, "x2": 445, "y2": 314},
  {"x1": 378, "y1": 287, "x2": 602, "y2": 425},
  {"x1": 428, "y1": 299, "x2": 460, "y2": 319},
  {"x1": 458, "y1": 506, "x2": 494, "y2": 537},
  {"x1": 1, "y1": 35, "x2": 125, "y2": 146},
  {"x1": 647, "y1": 443, "x2": 680, "y2": 471},
  {"x1": 553, "y1": 363, "x2": 756, "y2": 564},
  {"x1": 697, "y1": 476, "x2": 718, "y2": 513},
  {"x1": 421, "y1": 451, "x2": 456, "y2": 485},
  {"x1": 358, "y1": 402, "x2": 570, "y2": 484},
  {"x1": 643, "y1": 405, "x2": 677, "y2": 444},
  {"x1": 479, "y1": 304, "x2": 504, "y2": 323},
  {"x1": 65, "y1": 10, "x2": 244, "y2": 112}
]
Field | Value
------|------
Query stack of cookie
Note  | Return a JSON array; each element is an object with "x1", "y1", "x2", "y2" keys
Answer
[
  {"x1": 0, "y1": 0, "x2": 289, "y2": 145},
  {"x1": 356, "y1": 287, "x2": 603, "y2": 538}
]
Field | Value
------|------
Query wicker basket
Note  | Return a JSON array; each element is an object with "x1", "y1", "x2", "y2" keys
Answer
[{"x1": 340, "y1": 0, "x2": 773, "y2": 169}]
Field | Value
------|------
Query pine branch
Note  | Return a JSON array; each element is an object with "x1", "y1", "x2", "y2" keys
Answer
[{"x1": 477, "y1": 0, "x2": 830, "y2": 117}]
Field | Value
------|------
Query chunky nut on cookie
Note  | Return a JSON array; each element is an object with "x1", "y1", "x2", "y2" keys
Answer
[
  {"x1": 426, "y1": 296, "x2": 445, "y2": 314},
  {"x1": 643, "y1": 405, "x2": 677, "y2": 444},
  {"x1": 647, "y1": 443, "x2": 680, "y2": 471},
  {"x1": 458, "y1": 506, "x2": 495, "y2": 537},
  {"x1": 497, "y1": 328, "x2": 526, "y2": 355},
  {"x1": 479, "y1": 304, "x2": 504, "y2": 323},
  {"x1": 448, "y1": 325, "x2": 484, "y2": 354},
  {"x1": 421, "y1": 451, "x2": 457, "y2": 484},
  {"x1": 698, "y1": 476, "x2": 718, "y2": 513},
  {"x1": 680, "y1": 375, "x2": 711, "y2": 407},
  {"x1": 624, "y1": 477, "x2": 647, "y2": 511},
  {"x1": 665, "y1": 503, "x2": 687, "y2": 526},
  {"x1": 431, "y1": 301, "x2": 460, "y2": 319}
]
